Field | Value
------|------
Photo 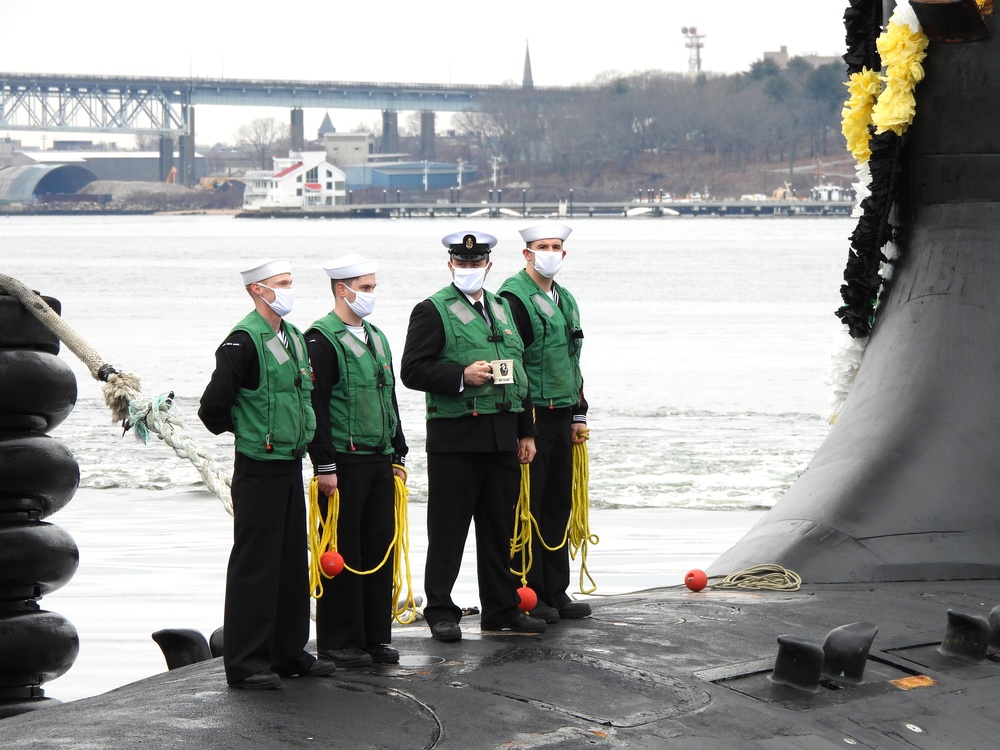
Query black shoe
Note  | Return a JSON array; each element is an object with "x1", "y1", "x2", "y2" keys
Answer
[
  {"x1": 559, "y1": 601, "x2": 592, "y2": 619},
  {"x1": 229, "y1": 670, "x2": 281, "y2": 690},
  {"x1": 364, "y1": 644, "x2": 400, "y2": 664},
  {"x1": 530, "y1": 604, "x2": 560, "y2": 623},
  {"x1": 482, "y1": 613, "x2": 547, "y2": 633},
  {"x1": 305, "y1": 657, "x2": 337, "y2": 676},
  {"x1": 277, "y1": 656, "x2": 337, "y2": 678},
  {"x1": 320, "y1": 647, "x2": 373, "y2": 668},
  {"x1": 430, "y1": 619, "x2": 462, "y2": 642}
]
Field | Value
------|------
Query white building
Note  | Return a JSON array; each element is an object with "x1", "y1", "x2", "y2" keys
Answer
[
  {"x1": 243, "y1": 151, "x2": 346, "y2": 210},
  {"x1": 323, "y1": 133, "x2": 374, "y2": 167},
  {"x1": 0, "y1": 137, "x2": 21, "y2": 170}
]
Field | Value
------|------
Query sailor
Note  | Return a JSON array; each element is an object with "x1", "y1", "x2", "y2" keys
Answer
[
  {"x1": 400, "y1": 231, "x2": 546, "y2": 641},
  {"x1": 306, "y1": 254, "x2": 407, "y2": 668},
  {"x1": 198, "y1": 258, "x2": 335, "y2": 689},
  {"x1": 499, "y1": 222, "x2": 591, "y2": 622}
]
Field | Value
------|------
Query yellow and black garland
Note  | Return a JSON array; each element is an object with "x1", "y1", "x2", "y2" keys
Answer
[{"x1": 836, "y1": 0, "x2": 928, "y2": 338}]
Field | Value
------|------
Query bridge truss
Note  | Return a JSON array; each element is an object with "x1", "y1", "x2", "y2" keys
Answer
[{"x1": 1, "y1": 75, "x2": 189, "y2": 135}]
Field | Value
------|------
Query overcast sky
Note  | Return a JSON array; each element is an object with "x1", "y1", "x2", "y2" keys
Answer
[{"x1": 3, "y1": 0, "x2": 853, "y2": 147}]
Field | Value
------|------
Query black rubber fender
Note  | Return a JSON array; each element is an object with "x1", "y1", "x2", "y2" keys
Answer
[
  {"x1": 0, "y1": 294, "x2": 61, "y2": 355},
  {"x1": 0, "y1": 605, "x2": 79, "y2": 688},
  {"x1": 209, "y1": 625, "x2": 225, "y2": 658},
  {"x1": 151, "y1": 629, "x2": 213, "y2": 670},
  {"x1": 0, "y1": 521, "x2": 79, "y2": 599},
  {"x1": 0, "y1": 350, "x2": 77, "y2": 432},
  {"x1": 0, "y1": 432, "x2": 80, "y2": 520}
]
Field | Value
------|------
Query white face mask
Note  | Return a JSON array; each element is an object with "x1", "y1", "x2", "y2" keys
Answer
[
  {"x1": 258, "y1": 284, "x2": 294, "y2": 317},
  {"x1": 341, "y1": 285, "x2": 376, "y2": 319},
  {"x1": 452, "y1": 264, "x2": 489, "y2": 295},
  {"x1": 531, "y1": 250, "x2": 564, "y2": 279}
]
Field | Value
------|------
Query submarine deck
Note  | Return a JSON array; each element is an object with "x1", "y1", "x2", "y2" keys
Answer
[{"x1": 3, "y1": 580, "x2": 1000, "y2": 748}]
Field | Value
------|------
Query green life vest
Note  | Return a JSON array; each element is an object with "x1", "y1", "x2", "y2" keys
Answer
[
  {"x1": 498, "y1": 269, "x2": 584, "y2": 410},
  {"x1": 425, "y1": 285, "x2": 528, "y2": 419},
  {"x1": 230, "y1": 311, "x2": 316, "y2": 461},
  {"x1": 310, "y1": 313, "x2": 397, "y2": 455}
]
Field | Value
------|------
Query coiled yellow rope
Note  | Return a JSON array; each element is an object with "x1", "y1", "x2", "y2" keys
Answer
[
  {"x1": 570, "y1": 436, "x2": 599, "y2": 594},
  {"x1": 508, "y1": 429, "x2": 598, "y2": 594},
  {"x1": 711, "y1": 564, "x2": 801, "y2": 592},
  {"x1": 509, "y1": 464, "x2": 535, "y2": 584},
  {"x1": 307, "y1": 469, "x2": 418, "y2": 623}
]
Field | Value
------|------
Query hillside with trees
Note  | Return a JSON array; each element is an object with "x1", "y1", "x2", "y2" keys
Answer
[
  {"x1": 211, "y1": 56, "x2": 853, "y2": 204},
  {"x1": 435, "y1": 57, "x2": 851, "y2": 202}
]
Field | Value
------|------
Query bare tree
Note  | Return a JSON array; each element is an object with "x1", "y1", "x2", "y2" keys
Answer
[
  {"x1": 235, "y1": 118, "x2": 291, "y2": 170},
  {"x1": 134, "y1": 133, "x2": 161, "y2": 151}
]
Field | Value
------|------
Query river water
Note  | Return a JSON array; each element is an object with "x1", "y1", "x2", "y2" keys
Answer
[{"x1": 2, "y1": 212, "x2": 853, "y2": 700}]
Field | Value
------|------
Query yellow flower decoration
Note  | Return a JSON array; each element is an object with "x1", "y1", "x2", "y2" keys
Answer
[
  {"x1": 871, "y1": 19, "x2": 929, "y2": 136},
  {"x1": 842, "y1": 68, "x2": 882, "y2": 162}
]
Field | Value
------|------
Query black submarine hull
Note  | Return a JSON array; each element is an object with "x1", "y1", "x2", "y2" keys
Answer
[{"x1": 712, "y1": 6, "x2": 1000, "y2": 584}]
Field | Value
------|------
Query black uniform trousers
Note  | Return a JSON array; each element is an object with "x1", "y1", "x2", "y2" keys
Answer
[
  {"x1": 524, "y1": 407, "x2": 575, "y2": 609},
  {"x1": 224, "y1": 453, "x2": 313, "y2": 683},
  {"x1": 316, "y1": 459, "x2": 395, "y2": 651},
  {"x1": 424, "y1": 450, "x2": 522, "y2": 628}
]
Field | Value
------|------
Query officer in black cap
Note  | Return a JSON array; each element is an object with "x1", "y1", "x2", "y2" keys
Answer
[{"x1": 401, "y1": 230, "x2": 545, "y2": 641}]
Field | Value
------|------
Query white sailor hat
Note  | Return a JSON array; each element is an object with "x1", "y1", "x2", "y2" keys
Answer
[
  {"x1": 323, "y1": 254, "x2": 378, "y2": 279},
  {"x1": 240, "y1": 258, "x2": 291, "y2": 285},
  {"x1": 518, "y1": 222, "x2": 572, "y2": 244},
  {"x1": 441, "y1": 230, "x2": 497, "y2": 261}
]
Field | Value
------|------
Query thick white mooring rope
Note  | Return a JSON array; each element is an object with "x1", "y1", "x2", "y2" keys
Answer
[{"x1": 0, "y1": 274, "x2": 234, "y2": 514}]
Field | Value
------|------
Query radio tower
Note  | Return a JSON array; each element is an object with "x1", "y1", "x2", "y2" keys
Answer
[{"x1": 681, "y1": 27, "x2": 705, "y2": 75}]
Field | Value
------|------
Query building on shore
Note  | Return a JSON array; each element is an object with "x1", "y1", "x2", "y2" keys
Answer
[
  {"x1": 11, "y1": 150, "x2": 205, "y2": 183},
  {"x1": 0, "y1": 137, "x2": 21, "y2": 171},
  {"x1": 342, "y1": 160, "x2": 477, "y2": 192},
  {"x1": 242, "y1": 151, "x2": 346, "y2": 210},
  {"x1": 762, "y1": 45, "x2": 839, "y2": 69}
]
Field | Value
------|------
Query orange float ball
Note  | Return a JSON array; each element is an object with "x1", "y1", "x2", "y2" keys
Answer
[
  {"x1": 516, "y1": 586, "x2": 538, "y2": 613},
  {"x1": 320, "y1": 550, "x2": 345, "y2": 577},
  {"x1": 685, "y1": 569, "x2": 708, "y2": 592}
]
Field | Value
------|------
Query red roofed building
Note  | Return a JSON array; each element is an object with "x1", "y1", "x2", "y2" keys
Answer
[{"x1": 243, "y1": 151, "x2": 345, "y2": 210}]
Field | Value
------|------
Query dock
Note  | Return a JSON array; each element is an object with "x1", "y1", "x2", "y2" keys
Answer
[{"x1": 236, "y1": 199, "x2": 855, "y2": 220}]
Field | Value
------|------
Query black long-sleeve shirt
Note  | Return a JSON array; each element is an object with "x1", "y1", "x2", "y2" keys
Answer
[{"x1": 198, "y1": 329, "x2": 258, "y2": 436}]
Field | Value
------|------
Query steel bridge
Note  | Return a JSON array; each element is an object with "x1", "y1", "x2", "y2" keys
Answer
[{"x1": 1, "y1": 72, "x2": 581, "y2": 183}]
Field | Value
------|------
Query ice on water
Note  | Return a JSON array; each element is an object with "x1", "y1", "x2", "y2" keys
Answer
[{"x1": 2, "y1": 213, "x2": 851, "y2": 701}]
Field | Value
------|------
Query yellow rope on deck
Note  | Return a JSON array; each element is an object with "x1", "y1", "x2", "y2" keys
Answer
[
  {"x1": 509, "y1": 464, "x2": 534, "y2": 584},
  {"x1": 508, "y1": 428, "x2": 598, "y2": 594},
  {"x1": 570, "y1": 434, "x2": 599, "y2": 594},
  {"x1": 307, "y1": 471, "x2": 418, "y2": 623}
]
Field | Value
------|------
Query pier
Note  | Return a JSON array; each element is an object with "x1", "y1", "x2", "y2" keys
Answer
[{"x1": 236, "y1": 199, "x2": 855, "y2": 219}]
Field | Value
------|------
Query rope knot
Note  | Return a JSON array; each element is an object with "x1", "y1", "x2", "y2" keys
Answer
[{"x1": 97, "y1": 363, "x2": 119, "y2": 382}]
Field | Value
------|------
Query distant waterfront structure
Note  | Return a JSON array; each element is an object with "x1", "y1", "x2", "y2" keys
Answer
[
  {"x1": 318, "y1": 112, "x2": 336, "y2": 139},
  {"x1": 681, "y1": 26, "x2": 705, "y2": 75},
  {"x1": 762, "y1": 45, "x2": 839, "y2": 69},
  {"x1": 341, "y1": 160, "x2": 476, "y2": 192},
  {"x1": 323, "y1": 132, "x2": 375, "y2": 167},
  {"x1": 242, "y1": 151, "x2": 346, "y2": 210},
  {"x1": 11, "y1": 150, "x2": 204, "y2": 183},
  {"x1": 0, "y1": 137, "x2": 19, "y2": 170}
]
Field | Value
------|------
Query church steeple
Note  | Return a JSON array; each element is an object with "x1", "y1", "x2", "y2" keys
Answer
[
  {"x1": 317, "y1": 111, "x2": 335, "y2": 138},
  {"x1": 523, "y1": 41, "x2": 534, "y2": 90}
]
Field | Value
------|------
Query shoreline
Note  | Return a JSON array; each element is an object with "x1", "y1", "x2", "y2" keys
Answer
[{"x1": 43, "y1": 486, "x2": 763, "y2": 703}]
